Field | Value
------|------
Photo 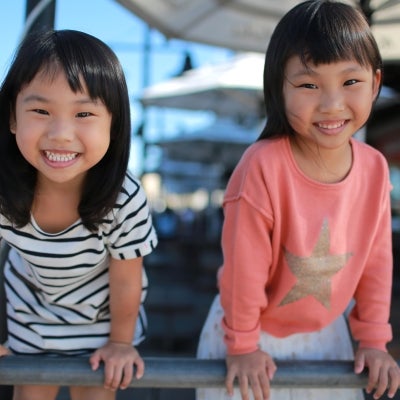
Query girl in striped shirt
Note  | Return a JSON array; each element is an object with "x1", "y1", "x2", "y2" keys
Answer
[{"x1": 0, "y1": 29, "x2": 157, "y2": 400}]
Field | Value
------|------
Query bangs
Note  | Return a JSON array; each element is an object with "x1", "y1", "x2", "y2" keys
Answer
[
  {"x1": 297, "y1": 21, "x2": 377, "y2": 68},
  {"x1": 288, "y1": 1, "x2": 381, "y2": 69},
  {"x1": 12, "y1": 30, "x2": 124, "y2": 111},
  {"x1": 51, "y1": 30, "x2": 122, "y2": 107}
]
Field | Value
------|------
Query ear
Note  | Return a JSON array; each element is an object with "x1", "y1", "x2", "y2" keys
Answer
[
  {"x1": 372, "y1": 69, "x2": 382, "y2": 101},
  {"x1": 9, "y1": 111, "x2": 16, "y2": 134}
]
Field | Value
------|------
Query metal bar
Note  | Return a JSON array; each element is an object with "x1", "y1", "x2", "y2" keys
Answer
[{"x1": 0, "y1": 356, "x2": 375, "y2": 388}]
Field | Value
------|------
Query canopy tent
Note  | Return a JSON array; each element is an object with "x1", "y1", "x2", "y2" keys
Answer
[{"x1": 115, "y1": 0, "x2": 400, "y2": 62}]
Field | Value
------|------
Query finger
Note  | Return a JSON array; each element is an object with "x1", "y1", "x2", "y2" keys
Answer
[
  {"x1": 225, "y1": 368, "x2": 237, "y2": 396},
  {"x1": 372, "y1": 368, "x2": 388, "y2": 399},
  {"x1": 120, "y1": 363, "x2": 133, "y2": 390},
  {"x1": 109, "y1": 365, "x2": 124, "y2": 391},
  {"x1": 135, "y1": 357, "x2": 145, "y2": 379},
  {"x1": 89, "y1": 353, "x2": 100, "y2": 371},
  {"x1": 248, "y1": 375, "x2": 263, "y2": 400},
  {"x1": 366, "y1": 365, "x2": 380, "y2": 394},
  {"x1": 238, "y1": 374, "x2": 250, "y2": 400},
  {"x1": 259, "y1": 371, "x2": 271, "y2": 400},
  {"x1": 354, "y1": 352, "x2": 366, "y2": 374},
  {"x1": 266, "y1": 360, "x2": 277, "y2": 380},
  {"x1": 387, "y1": 366, "x2": 400, "y2": 399},
  {"x1": 103, "y1": 363, "x2": 115, "y2": 390}
]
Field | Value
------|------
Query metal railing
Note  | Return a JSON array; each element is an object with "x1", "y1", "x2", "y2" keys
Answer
[{"x1": 0, "y1": 356, "x2": 377, "y2": 388}]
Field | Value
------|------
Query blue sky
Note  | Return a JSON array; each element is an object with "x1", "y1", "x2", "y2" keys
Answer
[{"x1": 0, "y1": 0, "x2": 233, "y2": 173}]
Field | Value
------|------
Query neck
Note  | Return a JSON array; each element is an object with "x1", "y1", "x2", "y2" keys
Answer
[{"x1": 289, "y1": 136, "x2": 353, "y2": 183}]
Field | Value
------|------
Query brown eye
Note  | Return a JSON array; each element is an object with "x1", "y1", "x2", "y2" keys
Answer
[
  {"x1": 76, "y1": 112, "x2": 92, "y2": 118},
  {"x1": 33, "y1": 109, "x2": 48, "y2": 115},
  {"x1": 344, "y1": 79, "x2": 358, "y2": 86},
  {"x1": 300, "y1": 83, "x2": 318, "y2": 89}
]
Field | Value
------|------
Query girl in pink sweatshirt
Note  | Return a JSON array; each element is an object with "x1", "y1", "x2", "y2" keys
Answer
[{"x1": 197, "y1": 1, "x2": 400, "y2": 399}]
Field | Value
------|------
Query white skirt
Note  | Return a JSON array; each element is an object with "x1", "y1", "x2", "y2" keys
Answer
[{"x1": 196, "y1": 295, "x2": 364, "y2": 400}]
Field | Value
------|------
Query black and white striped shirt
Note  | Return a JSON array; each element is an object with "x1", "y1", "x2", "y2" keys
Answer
[{"x1": 0, "y1": 173, "x2": 157, "y2": 354}]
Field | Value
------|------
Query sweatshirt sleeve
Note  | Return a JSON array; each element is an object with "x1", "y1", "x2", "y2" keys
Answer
[
  {"x1": 348, "y1": 175, "x2": 393, "y2": 352},
  {"x1": 219, "y1": 195, "x2": 273, "y2": 355}
]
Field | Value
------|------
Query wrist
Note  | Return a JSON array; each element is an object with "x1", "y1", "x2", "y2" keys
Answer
[{"x1": 108, "y1": 339, "x2": 132, "y2": 346}]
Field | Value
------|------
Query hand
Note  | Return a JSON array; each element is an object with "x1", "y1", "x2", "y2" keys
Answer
[
  {"x1": 89, "y1": 341, "x2": 144, "y2": 391},
  {"x1": 226, "y1": 349, "x2": 277, "y2": 400},
  {"x1": 354, "y1": 347, "x2": 400, "y2": 399}
]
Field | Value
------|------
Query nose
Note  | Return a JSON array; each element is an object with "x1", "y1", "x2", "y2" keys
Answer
[
  {"x1": 47, "y1": 118, "x2": 74, "y2": 142},
  {"x1": 318, "y1": 89, "x2": 345, "y2": 113}
]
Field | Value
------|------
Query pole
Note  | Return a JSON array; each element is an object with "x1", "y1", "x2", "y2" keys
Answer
[
  {"x1": 21, "y1": 0, "x2": 55, "y2": 39},
  {"x1": 0, "y1": 356, "x2": 376, "y2": 389}
]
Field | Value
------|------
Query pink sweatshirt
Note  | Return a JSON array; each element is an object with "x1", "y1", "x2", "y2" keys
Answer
[{"x1": 219, "y1": 136, "x2": 393, "y2": 355}]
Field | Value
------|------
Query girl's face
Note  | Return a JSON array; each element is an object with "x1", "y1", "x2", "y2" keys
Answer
[
  {"x1": 10, "y1": 68, "x2": 112, "y2": 187},
  {"x1": 283, "y1": 56, "x2": 381, "y2": 153}
]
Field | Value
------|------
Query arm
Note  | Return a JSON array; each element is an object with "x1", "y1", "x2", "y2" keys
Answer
[
  {"x1": 220, "y1": 198, "x2": 276, "y2": 400},
  {"x1": 109, "y1": 256, "x2": 143, "y2": 344},
  {"x1": 0, "y1": 345, "x2": 9, "y2": 356},
  {"x1": 349, "y1": 195, "x2": 393, "y2": 351},
  {"x1": 350, "y1": 180, "x2": 400, "y2": 398},
  {"x1": 90, "y1": 256, "x2": 144, "y2": 391},
  {"x1": 220, "y1": 198, "x2": 272, "y2": 354}
]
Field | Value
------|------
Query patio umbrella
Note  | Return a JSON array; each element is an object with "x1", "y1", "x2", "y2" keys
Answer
[
  {"x1": 115, "y1": 0, "x2": 400, "y2": 61},
  {"x1": 140, "y1": 52, "x2": 265, "y2": 119}
]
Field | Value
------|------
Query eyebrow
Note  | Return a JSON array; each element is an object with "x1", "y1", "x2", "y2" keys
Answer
[
  {"x1": 289, "y1": 64, "x2": 366, "y2": 79},
  {"x1": 22, "y1": 94, "x2": 98, "y2": 105}
]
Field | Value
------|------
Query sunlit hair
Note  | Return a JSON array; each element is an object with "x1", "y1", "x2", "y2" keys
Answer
[
  {"x1": 258, "y1": 0, "x2": 383, "y2": 140},
  {"x1": 0, "y1": 29, "x2": 131, "y2": 230}
]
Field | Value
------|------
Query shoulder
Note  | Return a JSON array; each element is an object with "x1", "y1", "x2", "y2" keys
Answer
[
  {"x1": 352, "y1": 138, "x2": 390, "y2": 175},
  {"x1": 102, "y1": 171, "x2": 156, "y2": 247},
  {"x1": 115, "y1": 171, "x2": 147, "y2": 208},
  {"x1": 235, "y1": 137, "x2": 286, "y2": 174},
  {"x1": 224, "y1": 137, "x2": 287, "y2": 208},
  {"x1": 227, "y1": 137, "x2": 287, "y2": 188},
  {"x1": 102, "y1": 171, "x2": 151, "y2": 227},
  {"x1": 242, "y1": 137, "x2": 285, "y2": 162},
  {"x1": 120, "y1": 171, "x2": 142, "y2": 197},
  {"x1": 352, "y1": 138, "x2": 387, "y2": 161}
]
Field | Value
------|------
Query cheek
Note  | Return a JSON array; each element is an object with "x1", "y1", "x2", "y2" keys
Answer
[
  {"x1": 15, "y1": 126, "x2": 37, "y2": 155},
  {"x1": 15, "y1": 131, "x2": 29, "y2": 152},
  {"x1": 285, "y1": 98, "x2": 306, "y2": 125},
  {"x1": 284, "y1": 90, "x2": 303, "y2": 115},
  {"x1": 87, "y1": 133, "x2": 111, "y2": 161}
]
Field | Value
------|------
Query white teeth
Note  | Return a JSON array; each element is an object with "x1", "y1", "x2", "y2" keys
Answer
[
  {"x1": 45, "y1": 151, "x2": 78, "y2": 162},
  {"x1": 318, "y1": 121, "x2": 345, "y2": 129}
]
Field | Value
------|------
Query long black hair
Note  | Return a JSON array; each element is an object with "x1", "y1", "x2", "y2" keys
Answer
[
  {"x1": 0, "y1": 29, "x2": 132, "y2": 231},
  {"x1": 258, "y1": 0, "x2": 383, "y2": 140}
]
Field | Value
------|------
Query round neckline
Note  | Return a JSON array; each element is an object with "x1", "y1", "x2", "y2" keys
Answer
[
  {"x1": 30, "y1": 214, "x2": 81, "y2": 236},
  {"x1": 283, "y1": 136, "x2": 355, "y2": 188}
]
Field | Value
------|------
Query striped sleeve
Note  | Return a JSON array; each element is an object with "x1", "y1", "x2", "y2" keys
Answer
[{"x1": 103, "y1": 173, "x2": 158, "y2": 260}]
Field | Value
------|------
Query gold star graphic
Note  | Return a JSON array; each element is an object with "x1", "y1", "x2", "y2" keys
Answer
[{"x1": 279, "y1": 219, "x2": 352, "y2": 309}]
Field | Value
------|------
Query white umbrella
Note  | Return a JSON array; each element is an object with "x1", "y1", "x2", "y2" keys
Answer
[
  {"x1": 115, "y1": 0, "x2": 400, "y2": 61},
  {"x1": 140, "y1": 53, "x2": 265, "y2": 119}
]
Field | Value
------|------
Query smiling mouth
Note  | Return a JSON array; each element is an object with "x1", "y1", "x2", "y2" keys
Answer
[
  {"x1": 317, "y1": 120, "x2": 346, "y2": 129},
  {"x1": 44, "y1": 151, "x2": 78, "y2": 162}
]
